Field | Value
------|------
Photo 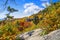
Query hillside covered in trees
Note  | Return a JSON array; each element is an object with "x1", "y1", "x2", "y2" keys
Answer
[{"x1": 0, "y1": 2, "x2": 60, "y2": 40}]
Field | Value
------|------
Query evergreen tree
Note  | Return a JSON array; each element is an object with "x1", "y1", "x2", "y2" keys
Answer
[
  {"x1": 33, "y1": 15, "x2": 39, "y2": 25},
  {"x1": 6, "y1": 6, "x2": 18, "y2": 20}
]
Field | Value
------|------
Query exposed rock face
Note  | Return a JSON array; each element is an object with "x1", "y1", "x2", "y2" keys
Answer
[
  {"x1": 25, "y1": 29, "x2": 42, "y2": 40},
  {"x1": 40, "y1": 29, "x2": 60, "y2": 40},
  {"x1": 16, "y1": 29, "x2": 60, "y2": 40},
  {"x1": 16, "y1": 29, "x2": 42, "y2": 40}
]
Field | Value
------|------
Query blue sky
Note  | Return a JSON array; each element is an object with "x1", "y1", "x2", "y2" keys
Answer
[{"x1": 0, "y1": 0, "x2": 58, "y2": 19}]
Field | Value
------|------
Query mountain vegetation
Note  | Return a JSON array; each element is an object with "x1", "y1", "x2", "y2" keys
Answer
[{"x1": 0, "y1": 2, "x2": 60, "y2": 40}]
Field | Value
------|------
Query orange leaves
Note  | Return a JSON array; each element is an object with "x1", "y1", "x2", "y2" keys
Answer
[
  {"x1": 20, "y1": 22, "x2": 24, "y2": 27},
  {"x1": 18, "y1": 27, "x2": 24, "y2": 31},
  {"x1": 0, "y1": 2, "x2": 60, "y2": 39},
  {"x1": 24, "y1": 22, "x2": 31, "y2": 28},
  {"x1": 20, "y1": 21, "x2": 32, "y2": 28}
]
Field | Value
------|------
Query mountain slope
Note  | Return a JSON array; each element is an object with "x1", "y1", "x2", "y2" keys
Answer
[{"x1": 0, "y1": 2, "x2": 60, "y2": 40}]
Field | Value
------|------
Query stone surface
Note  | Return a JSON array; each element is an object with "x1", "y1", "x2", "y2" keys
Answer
[
  {"x1": 41, "y1": 29, "x2": 60, "y2": 40},
  {"x1": 16, "y1": 29, "x2": 60, "y2": 40}
]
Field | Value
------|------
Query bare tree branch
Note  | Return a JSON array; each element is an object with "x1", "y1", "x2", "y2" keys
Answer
[
  {"x1": 0, "y1": 0, "x2": 17, "y2": 13},
  {"x1": 4, "y1": 0, "x2": 8, "y2": 6}
]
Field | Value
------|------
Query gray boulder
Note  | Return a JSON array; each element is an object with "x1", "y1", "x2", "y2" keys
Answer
[
  {"x1": 16, "y1": 29, "x2": 60, "y2": 40},
  {"x1": 26, "y1": 29, "x2": 60, "y2": 40},
  {"x1": 40, "y1": 29, "x2": 60, "y2": 40}
]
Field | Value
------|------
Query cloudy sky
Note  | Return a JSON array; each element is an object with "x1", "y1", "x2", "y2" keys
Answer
[{"x1": 0, "y1": 0, "x2": 58, "y2": 19}]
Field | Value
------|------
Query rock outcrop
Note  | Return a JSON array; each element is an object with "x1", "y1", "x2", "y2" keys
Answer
[
  {"x1": 16, "y1": 29, "x2": 60, "y2": 40},
  {"x1": 40, "y1": 29, "x2": 60, "y2": 40}
]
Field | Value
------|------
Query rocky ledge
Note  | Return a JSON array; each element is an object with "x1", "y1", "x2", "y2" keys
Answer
[{"x1": 16, "y1": 29, "x2": 60, "y2": 40}]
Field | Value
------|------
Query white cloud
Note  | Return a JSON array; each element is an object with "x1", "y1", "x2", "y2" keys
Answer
[
  {"x1": 40, "y1": 0, "x2": 50, "y2": 8},
  {"x1": 0, "y1": 14, "x2": 6, "y2": 19},
  {"x1": 42, "y1": 2, "x2": 50, "y2": 8},
  {"x1": 23, "y1": 3, "x2": 44, "y2": 14},
  {"x1": 24, "y1": 3, "x2": 33, "y2": 9},
  {"x1": 0, "y1": 11, "x2": 7, "y2": 19}
]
